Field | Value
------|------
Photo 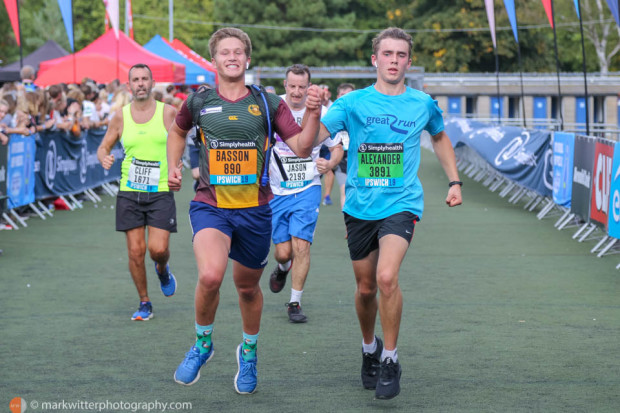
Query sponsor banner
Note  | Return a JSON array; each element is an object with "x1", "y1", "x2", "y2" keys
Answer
[
  {"x1": 570, "y1": 135, "x2": 596, "y2": 220},
  {"x1": 552, "y1": 132, "x2": 575, "y2": 207},
  {"x1": 589, "y1": 138, "x2": 614, "y2": 230},
  {"x1": 34, "y1": 129, "x2": 123, "y2": 199},
  {"x1": 0, "y1": 141, "x2": 7, "y2": 212},
  {"x1": 444, "y1": 118, "x2": 553, "y2": 196},
  {"x1": 607, "y1": 142, "x2": 620, "y2": 239},
  {"x1": 6, "y1": 134, "x2": 36, "y2": 209}
]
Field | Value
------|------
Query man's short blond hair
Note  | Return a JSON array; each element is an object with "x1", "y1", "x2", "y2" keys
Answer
[
  {"x1": 372, "y1": 27, "x2": 413, "y2": 59},
  {"x1": 208, "y1": 27, "x2": 252, "y2": 59}
]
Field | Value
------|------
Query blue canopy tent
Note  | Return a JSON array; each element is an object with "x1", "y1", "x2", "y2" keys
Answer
[{"x1": 144, "y1": 34, "x2": 215, "y2": 85}]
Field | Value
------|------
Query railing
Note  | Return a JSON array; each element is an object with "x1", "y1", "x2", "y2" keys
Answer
[{"x1": 447, "y1": 115, "x2": 620, "y2": 141}]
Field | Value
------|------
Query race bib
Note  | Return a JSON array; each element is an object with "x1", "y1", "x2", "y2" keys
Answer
[
  {"x1": 357, "y1": 143, "x2": 404, "y2": 187},
  {"x1": 209, "y1": 139, "x2": 258, "y2": 185},
  {"x1": 127, "y1": 158, "x2": 160, "y2": 192},
  {"x1": 280, "y1": 156, "x2": 314, "y2": 188}
]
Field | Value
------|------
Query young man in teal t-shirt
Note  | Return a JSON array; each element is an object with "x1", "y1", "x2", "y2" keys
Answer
[{"x1": 317, "y1": 27, "x2": 463, "y2": 400}]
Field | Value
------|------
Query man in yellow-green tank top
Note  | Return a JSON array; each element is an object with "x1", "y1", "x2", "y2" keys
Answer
[{"x1": 97, "y1": 63, "x2": 178, "y2": 322}]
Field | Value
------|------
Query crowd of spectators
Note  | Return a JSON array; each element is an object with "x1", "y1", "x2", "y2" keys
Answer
[{"x1": 0, "y1": 64, "x2": 206, "y2": 146}]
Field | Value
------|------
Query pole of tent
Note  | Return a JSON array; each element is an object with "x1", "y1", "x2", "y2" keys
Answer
[{"x1": 17, "y1": 0, "x2": 23, "y2": 69}]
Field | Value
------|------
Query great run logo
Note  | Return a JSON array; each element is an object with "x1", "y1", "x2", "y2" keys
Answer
[{"x1": 365, "y1": 114, "x2": 414, "y2": 135}]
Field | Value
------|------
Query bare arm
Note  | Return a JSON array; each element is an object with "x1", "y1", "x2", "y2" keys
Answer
[
  {"x1": 316, "y1": 143, "x2": 343, "y2": 175},
  {"x1": 285, "y1": 85, "x2": 334, "y2": 157},
  {"x1": 167, "y1": 120, "x2": 189, "y2": 191},
  {"x1": 431, "y1": 130, "x2": 462, "y2": 207},
  {"x1": 97, "y1": 108, "x2": 123, "y2": 170},
  {"x1": 163, "y1": 103, "x2": 178, "y2": 131}
]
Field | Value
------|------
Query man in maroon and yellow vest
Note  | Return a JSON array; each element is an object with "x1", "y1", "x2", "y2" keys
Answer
[{"x1": 167, "y1": 28, "x2": 323, "y2": 394}]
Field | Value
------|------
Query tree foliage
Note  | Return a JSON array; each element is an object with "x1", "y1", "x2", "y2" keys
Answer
[
  {"x1": 1, "y1": 0, "x2": 620, "y2": 75},
  {"x1": 212, "y1": 0, "x2": 373, "y2": 66}
]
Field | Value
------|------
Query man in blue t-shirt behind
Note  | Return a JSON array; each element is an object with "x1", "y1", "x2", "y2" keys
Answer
[{"x1": 316, "y1": 27, "x2": 463, "y2": 400}]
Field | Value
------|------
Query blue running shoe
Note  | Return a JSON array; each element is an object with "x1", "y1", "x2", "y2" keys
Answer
[
  {"x1": 131, "y1": 301, "x2": 153, "y2": 321},
  {"x1": 234, "y1": 343, "x2": 257, "y2": 394},
  {"x1": 322, "y1": 195, "x2": 333, "y2": 206},
  {"x1": 174, "y1": 345, "x2": 214, "y2": 386},
  {"x1": 155, "y1": 262, "x2": 177, "y2": 297}
]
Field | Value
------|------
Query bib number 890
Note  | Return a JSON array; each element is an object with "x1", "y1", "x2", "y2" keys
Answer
[{"x1": 224, "y1": 163, "x2": 241, "y2": 174}]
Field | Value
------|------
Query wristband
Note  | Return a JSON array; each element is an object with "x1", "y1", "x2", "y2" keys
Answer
[{"x1": 449, "y1": 181, "x2": 463, "y2": 187}]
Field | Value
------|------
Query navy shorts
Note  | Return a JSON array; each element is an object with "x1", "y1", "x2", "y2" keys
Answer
[
  {"x1": 189, "y1": 201, "x2": 272, "y2": 269},
  {"x1": 189, "y1": 144, "x2": 200, "y2": 169},
  {"x1": 116, "y1": 191, "x2": 177, "y2": 232},
  {"x1": 319, "y1": 144, "x2": 331, "y2": 160},
  {"x1": 344, "y1": 211, "x2": 419, "y2": 261}
]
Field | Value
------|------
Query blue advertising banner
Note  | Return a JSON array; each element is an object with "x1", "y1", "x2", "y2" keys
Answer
[
  {"x1": 34, "y1": 129, "x2": 123, "y2": 199},
  {"x1": 444, "y1": 118, "x2": 553, "y2": 196},
  {"x1": 7, "y1": 134, "x2": 36, "y2": 209},
  {"x1": 552, "y1": 132, "x2": 575, "y2": 207},
  {"x1": 607, "y1": 142, "x2": 620, "y2": 239}
]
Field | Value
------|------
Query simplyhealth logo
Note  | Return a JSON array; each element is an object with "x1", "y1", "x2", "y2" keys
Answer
[{"x1": 365, "y1": 114, "x2": 415, "y2": 135}]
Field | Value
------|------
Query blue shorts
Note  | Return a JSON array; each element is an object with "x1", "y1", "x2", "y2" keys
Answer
[
  {"x1": 189, "y1": 144, "x2": 200, "y2": 169},
  {"x1": 270, "y1": 185, "x2": 321, "y2": 244},
  {"x1": 189, "y1": 201, "x2": 272, "y2": 269},
  {"x1": 319, "y1": 144, "x2": 331, "y2": 160}
]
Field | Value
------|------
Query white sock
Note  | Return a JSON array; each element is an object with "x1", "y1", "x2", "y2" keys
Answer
[
  {"x1": 381, "y1": 347, "x2": 398, "y2": 363},
  {"x1": 362, "y1": 337, "x2": 377, "y2": 354},
  {"x1": 290, "y1": 288, "x2": 303, "y2": 304},
  {"x1": 279, "y1": 260, "x2": 292, "y2": 271}
]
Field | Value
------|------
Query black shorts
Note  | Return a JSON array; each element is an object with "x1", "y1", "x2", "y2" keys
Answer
[
  {"x1": 344, "y1": 211, "x2": 419, "y2": 261},
  {"x1": 116, "y1": 191, "x2": 177, "y2": 232}
]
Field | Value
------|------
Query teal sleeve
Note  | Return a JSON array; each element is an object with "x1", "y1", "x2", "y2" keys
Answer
[{"x1": 426, "y1": 99, "x2": 445, "y2": 136}]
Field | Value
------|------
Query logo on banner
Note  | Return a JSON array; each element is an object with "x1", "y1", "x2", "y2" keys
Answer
[
  {"x1": 594, "y1": 152, "x2": 612, "y2": 215},
  {"x1": 612, "y1": 164, "x2": 620, "y2": 223},
  {"x1": 494, "y1": 130, "x2": 536, "y2": 167},
  {"x1": 543, "y1": 147, "x2": 554, "y2": 190},
  {"x1": 79, "y1": 145, "x2": 87, "y2": 184},
  {"x1": 573, "y1": 167, "x2": 591, "y2": 188},
  {"x1": 45, "y1": 139, "x2": 57, "y2": 189},
  {"x1": 607, "y1": 142, "x2": 620, "y2": 239},
  {"x1": 590, "y1": 140, "x2": 614, "y2": 228}
]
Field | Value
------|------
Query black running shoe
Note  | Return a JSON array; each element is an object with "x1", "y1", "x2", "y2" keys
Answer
[
  {"x1": 375, "y1": 357, "x2": 402, "y2": 400},
  {"x1": 286, "y1": 302, "x2": 307, "y2": 323},
  {"x1": 269, "y1": 265, "x2": 289, "y2": 293},
  {"x1": 361, "y1": 336, "x2": 383, "y2": 389}
]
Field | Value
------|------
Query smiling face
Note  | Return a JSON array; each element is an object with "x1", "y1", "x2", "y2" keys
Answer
[
  {"x1": 371, "y1": 37, "x2": 412, "y2": 86},
  {"x1": 212, "y1": 37, "x2": 249, "y2": 83},
  {"x1": 283, "y1": 71, "x2": 309, "y2": 110},
  {"x1": 128, "y1": 67, "x2": 153, "y2": 102}
]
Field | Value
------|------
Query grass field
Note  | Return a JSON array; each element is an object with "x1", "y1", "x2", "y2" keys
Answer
[{"x1": 2, "y1": 149, "x2": 620, "y2": 412}]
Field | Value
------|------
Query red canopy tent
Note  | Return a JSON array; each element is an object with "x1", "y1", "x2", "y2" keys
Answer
[
  {"x1": 36, "y1": 31, "x2": 185, "y2": 86},
  {"x1": 168, "y1": 38, "x2": 217, "y2": 84},
  {"x1": 36, "y1": 54, "x2": 132, "y2": 87}
]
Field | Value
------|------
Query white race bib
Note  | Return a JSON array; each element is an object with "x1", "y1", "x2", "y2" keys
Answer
[{"x1": 127, "y1": 158, "x2": 161, "y2": 192}]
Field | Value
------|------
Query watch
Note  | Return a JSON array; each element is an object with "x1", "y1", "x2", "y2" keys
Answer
[{"x1": 449, "y1": 181, "x2": 463, "y2": 187}]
